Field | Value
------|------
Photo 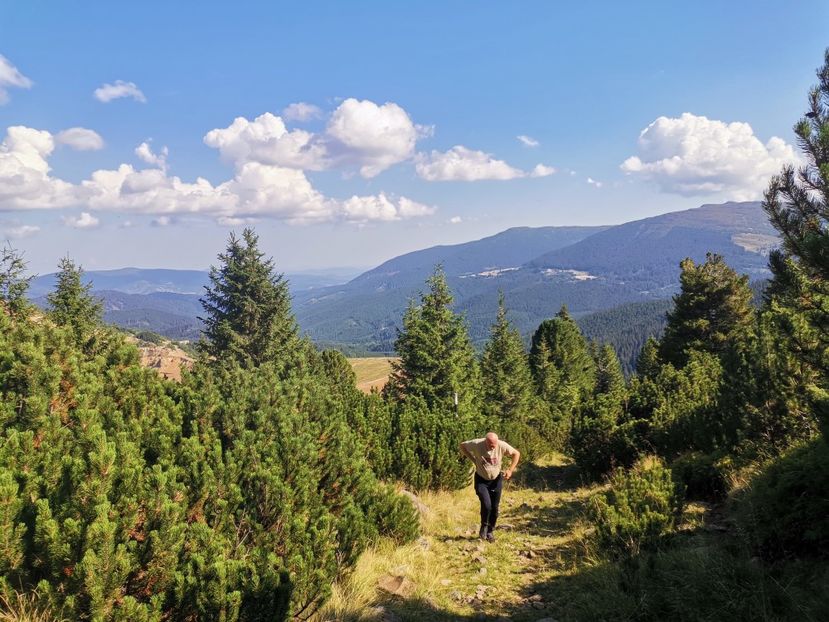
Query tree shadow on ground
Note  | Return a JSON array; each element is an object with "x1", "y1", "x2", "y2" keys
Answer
[{"x1": 510, "y1": 459, "x2": 585, "y2": 493}]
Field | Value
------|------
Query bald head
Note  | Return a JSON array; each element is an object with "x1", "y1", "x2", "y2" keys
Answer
[{"x1": 485, "y1": 432, "x2": 499, "y2": 449}]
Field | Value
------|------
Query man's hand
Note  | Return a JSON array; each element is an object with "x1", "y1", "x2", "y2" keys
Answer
[{"x1": 504, "y1": 469, "x2": 513, "y2": 480}]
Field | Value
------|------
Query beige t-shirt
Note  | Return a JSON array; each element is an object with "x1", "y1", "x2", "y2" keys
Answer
[{"x1": 461, "y1": 438, "x2": 516, "y2": 480}]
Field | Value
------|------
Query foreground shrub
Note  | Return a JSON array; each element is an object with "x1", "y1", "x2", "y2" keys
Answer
[
  {"x1": 671, "y1": 450, "x2": 730, "y2": 501},
  {"x1": 737, "y1": 439, "x2": 829, "y2": 560},
  {"x1": 590, "y1": 457, "x2": 683, "y2": 558}
]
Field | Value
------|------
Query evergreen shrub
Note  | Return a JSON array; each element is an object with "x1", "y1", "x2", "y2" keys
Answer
[
  {"x1": 671, "y1": 450, "x2": 729, "y2": 501},
  {"x1": 590, "y1": 457, "x2": 683, "y2": 558}
]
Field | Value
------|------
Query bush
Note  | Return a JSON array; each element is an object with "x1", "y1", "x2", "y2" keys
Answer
[
  {"x1": 572, "y1": 415, "x2": 644, "y2": 480},
  {"x1": 590, "y1": 457, "x2": 683, "y2": 558},
  {"x1": 671, "y1": 450, "x2": 730, "y2": 501},
  {"x1": 737, "y1": 439, "x2": 829, "y2": 560}
]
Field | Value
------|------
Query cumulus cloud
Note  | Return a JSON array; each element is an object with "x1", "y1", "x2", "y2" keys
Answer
[
  {"x1": 282, "y1": 102, "x2": 323, "y2": 121},
  {"x1": 0, "y1": 55, "x2": 33, "y2": 104},
  {"x1": 94, "y1": 80, "x2": 146, "y2": 103},
  {"x1": 416, "y1": 145, "x2": 554, "y2": 181},
  {"x1": 0, "y1": 122, "x2": 436, "y2": 226},
  {"x1": 56, "y1": 127, "x2": 104, "y2": 151},
  {"x1": 587, "y1": 177, "x2": 603, "y2": 188},
  {"x1": 620, "y1": 112, "x2": 799, "y2": 200},
  {"x1": 531, "y1": 164, "x2": 556, "y2": 177},
  {"x1": 449, "y1": 216, "x2": 462, "y2": 224},
  {"x1": 135, "y1": 142, "x2": 168, "y2": 170},
  {"x1": 63, "y1": 211, "x2": 99, "y2": 229},
  {"x1": 1, "y1": 224, "x2": 39, "y2": 239},
  {"x1": 517, "y1": 135, "x2": 539, "y2": 147}
]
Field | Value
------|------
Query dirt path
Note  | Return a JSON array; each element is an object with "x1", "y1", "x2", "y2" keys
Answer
[{"x1": 320, "y1": 455, "x2": 602, "y2": 621}]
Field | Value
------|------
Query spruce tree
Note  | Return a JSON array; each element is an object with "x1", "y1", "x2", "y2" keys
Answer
[
  {"x1": 47, "y1": 257, "x2": 103, "y2": 344},
  {"x1": 0, "y1": 243, "x2": 32, "y2": 317},
  {"x1": 481, "y1": 293, "x2": 536, "y2": 423},
  {"x1": 198, "y1": 228, "x2": 299, "y2": 369},
  {"x1": 385, "y1": 265, "x2": 481, "y2": 412},
  {"x1": 659, "y1": 253, "x2": 754, "y2": 369},
  {"x1": 530, "y1": 305, "x2": 596, "y2": 415}
]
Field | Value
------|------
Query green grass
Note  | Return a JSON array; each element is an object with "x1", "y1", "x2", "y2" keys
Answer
[{"x1": 348, "y1": 357, "x2": 398, "y2": 393}]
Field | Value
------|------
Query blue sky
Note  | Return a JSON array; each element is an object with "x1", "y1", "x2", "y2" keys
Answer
[{"x1": 0, "y1": 1, "x2": 826, "y2": 273}]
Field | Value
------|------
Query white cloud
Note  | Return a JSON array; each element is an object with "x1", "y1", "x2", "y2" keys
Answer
[
  {"x1": 63, "y1": 211, "x2": 99, "y2": 229},
  {"x1": 531, "y1": 164, "x2": 556, "y2": 177},
  {"x1": 204, "y1": 113, "x2": 328, "y2": 171},
  {"x1": 587, "y1": 177, "x2": 603, "y2": 188},
  {"x1": 1, "y1": 224, "x2": 39, "y2": 239},
  {"x1": 282, "y1": 102, "x2": 323, "y2": 121},
  {"x1": 135, "y1": 141, "x2": 168, "y2": 170},
  {"x1": 449, "y1": 216, "x2": 463, "y2": 224},
  {"x1": 0, "y1": 55, "x2": 33, "y2": 104},
  {"x1": 620, "y1": 112, "x2": 799, "y2": 200},
  {"x1": 326, "y1": 98, "x2": 419, "y2": 177},
  {"x1": 94, "y1": 80, "x2": 146, "y2": 103},
  {"x1": 152, "y1": 216, "x2": 171, "y2": 227},
  {"x1": 0, "y1": 120, "x2": 437, "y2": 226},
  {"x1": 56, "y1": 127, "x2": 104, "y2": 151},
  {"x1": 416, "y1": 145, "x2": 554, "y2": 181},
  {"x1": 517, "y1": 135, "x2": 539, "y2": 147}
]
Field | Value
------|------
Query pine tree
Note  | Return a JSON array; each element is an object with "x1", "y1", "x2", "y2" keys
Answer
[
  {"x1": 659, "y1": 253, "x2": 754, "y2": 369},
  {"x1": 0, "y1": 243, "x2": 32, "y2": 317},
  {"x1": 763, "y1": 49, "x2": 829, "y2": 434},
  {"x1": 47, "y1": 257, "x2": 103, "y2": 344},
  {"x1": 636, "y1": 337, "x2": 661, "y2": 379},
  {"x1": 198, "y1": 228, "x2": 299, "y2": 369},
  {"x1": 385, "y1": 266, "x2": 481, "y2": 412}
]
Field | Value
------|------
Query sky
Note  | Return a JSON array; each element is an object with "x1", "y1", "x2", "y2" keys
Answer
[{"x1": 0, "y1": 1, "x2": 827, "y2": 274}]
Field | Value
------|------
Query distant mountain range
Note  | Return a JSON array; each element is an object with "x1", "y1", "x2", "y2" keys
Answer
[{"x1": 29, "y1": 201, "x2": 779, "y2": 357}]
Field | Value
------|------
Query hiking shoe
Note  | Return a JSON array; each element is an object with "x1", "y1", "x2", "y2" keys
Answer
[
  {"x1": 478, "y1": 525, "x2": 488, "y2": 540},
  {"x1": 486, "y1": 531, "x2": 496, "y2": 543}
]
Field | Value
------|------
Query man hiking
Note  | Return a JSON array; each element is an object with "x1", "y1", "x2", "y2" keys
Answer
[{"x1": 459, "y1": 432, "x2": 520, "y2": 542}]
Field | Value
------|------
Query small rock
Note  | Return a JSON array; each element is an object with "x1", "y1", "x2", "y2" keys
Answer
[
  {"x1": 416, "y1": 536, "x2": 430, "y2": 550},
  {"x1": 478, "y1": 566, "x2": 488, "y2": 576},
  {"x1": 377, "y1": 575, "x2": 415, "y2": 598},
  {"x1": 450, "y1": 590, "x2": 464, "y2": 601},
  {"x1": 532, "y1": 601, "x2": 546, "y2": 609},
  {"x1": 471, "y1": 553, "x2": 487, "y2": 564},
  {"x1": 399, "y1": 490, "x2": 431, "y2": 517},
  {"x1": 463, "y1": 542, "x2": 476, "y2": 551},
  {"x1": 439, "y1": 578, "x2": 452, "y2": 586},
  {"x1": 528, "y1": 594, "x2": 543, "y2": 602}
]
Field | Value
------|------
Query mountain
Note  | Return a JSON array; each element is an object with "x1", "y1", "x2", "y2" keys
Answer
[
  {"x1": 28, "y1": 266, "x2": 363, "y2": 298},
  {"x1": 28, "y1": 202, "x2": 780, "y2": 352},
  {"x1": 293, "y1": 201, "x2": 778, "y2": 351}
]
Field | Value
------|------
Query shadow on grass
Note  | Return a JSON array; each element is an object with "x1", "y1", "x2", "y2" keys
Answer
[{"x1": 511, "y1": 459, "x2": 584, "y2": 493}]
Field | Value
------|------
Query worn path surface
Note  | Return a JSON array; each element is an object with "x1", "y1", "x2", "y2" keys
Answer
[{"x1": 320, "y1": 455, "x2": 607, "y2": 622}]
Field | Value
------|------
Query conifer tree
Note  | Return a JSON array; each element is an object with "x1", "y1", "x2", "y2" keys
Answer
[
  {"x1": 198, "y1": 228, "x2": 299, "y2": 369},
  {"x1": 47, "y1": 257, "x2": 102, "y2": 344},
  {"x1": 763, "y1": 49, "x2": 829, "y2": 434},
  {"x1": 659, "y1": 253, "x2": 754, "y2": 369},
  {"x1": 385, "y1": 266, "x2": 481, "y2": 412},
  {"x1": 481, "y1": 293, "x2": 536, "y2": 423},
  {"x1": 530, "y1": 305, "x2": 596, "y2": 415},
  {"x1": 0, "y1": 243, "x2": 31, "y2": 317},
  {"x1": 636, "y1": 337, "x2": 661, "y2": 379}
]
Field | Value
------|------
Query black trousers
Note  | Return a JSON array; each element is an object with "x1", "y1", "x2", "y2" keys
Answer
[{"x1": 474, "y1": 472, "x2": 503, "y2": 531}]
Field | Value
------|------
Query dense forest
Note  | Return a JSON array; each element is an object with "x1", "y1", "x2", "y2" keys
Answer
[{"x1": 1, "y1": 50, "x2": 829, "y2": 622}]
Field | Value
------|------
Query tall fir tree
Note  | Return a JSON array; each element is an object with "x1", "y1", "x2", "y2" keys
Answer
[
  {"x1": 385, "y1": 265, "x2": 481, "y2": 412},
  {"x1": 659, "y1": 253, "x2": 754, "y2": 369},
  {"x1": 198, "y1": 228, "x2": 300, "y2": 369},
  {"x1": 0, "y1": 243, "x2": 31, "y2": 317},
  {"x1": 47, "y1": 257, "x2": 103, "y2": 345},
  {"x1": 481, "y1": 293, "x2": 536, "y2": 424},
  {"x1": 530, "y1": 305, "x2": 596, "y2": 416}
]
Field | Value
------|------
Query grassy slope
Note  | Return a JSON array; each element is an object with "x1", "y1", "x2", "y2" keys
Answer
[
  {"x1": 321, "y1": 455, "x2": 604, "y2": 621},
  {"x1": 320, "y1": 454, "x2": 826, "y2": 622},
  {"x1": 349, "y1": 357, "x2": 398, "y2": 393}
]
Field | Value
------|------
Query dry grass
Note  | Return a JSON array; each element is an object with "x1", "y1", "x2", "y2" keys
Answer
[
  {"x1": 318, "y1": 454, "x2": 601, "y2": 621},
  {"x1": 348, "y1": 357, "x2": 398, "y2": 394},
  {"x1": 0, "y1": 592, "x2": 65, "y2": 622}
]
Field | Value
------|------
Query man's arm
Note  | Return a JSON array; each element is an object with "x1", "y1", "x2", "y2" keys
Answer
[
  {"x1": 459, "y1": 441, "x2": 473, "y2": 462},
  {"x1": 504, "y1": 448, "x2": 521, "y2": 480}
]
